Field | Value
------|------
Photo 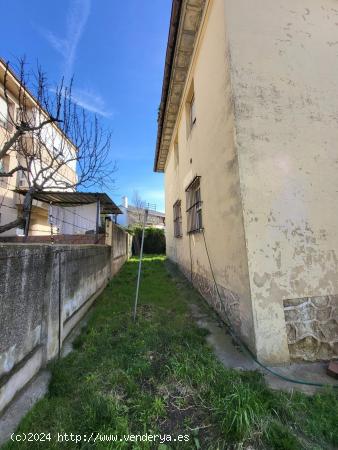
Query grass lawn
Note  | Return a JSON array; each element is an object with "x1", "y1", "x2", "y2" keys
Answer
[{"x1": 3, "y1": 256, "x2": 338, "y2": 449}]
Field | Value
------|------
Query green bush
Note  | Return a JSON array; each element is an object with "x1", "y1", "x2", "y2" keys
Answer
[{"x1": 131, "y1": 226, "x2": 166, "y2": 255}]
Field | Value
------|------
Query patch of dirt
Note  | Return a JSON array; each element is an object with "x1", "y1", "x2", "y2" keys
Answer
[
  {"x1": 137, "y1": 304, "x2": 155, "y2": 320},
  {"x1": 156, "y1": 382, "x2": 214, "y2": 446}
]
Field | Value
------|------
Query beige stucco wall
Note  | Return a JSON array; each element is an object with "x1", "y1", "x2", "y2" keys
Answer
[
  {"x1": 0, "y1": 112, "x2": 20, "y2": 237},
  {"x1": 225, "y1": 0, "x2": 338, "y2": 363},
  {"x1": 0, "y1": 79, "x2": 77, "y2": 237},
  {"x1": 165, "y1": 0, "x2": 255, "y2": 347}
]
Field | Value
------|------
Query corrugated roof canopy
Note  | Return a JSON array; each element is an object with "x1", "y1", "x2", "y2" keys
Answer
[{"x1": 16, "y1": 190, "x2": 122, "y2": 215}]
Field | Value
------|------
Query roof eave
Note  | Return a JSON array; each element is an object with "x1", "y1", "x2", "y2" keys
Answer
[
  {"x1": 154, "y1": 0, "x2": 182, "y2": 173},
  {"x1": 153, "y1": 0, "x2": 206, "y2": 173}
]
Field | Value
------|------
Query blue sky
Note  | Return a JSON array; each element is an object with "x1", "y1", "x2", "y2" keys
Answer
[{"x1": 0, "y1": 0, "x2": 172, "y2": 212}]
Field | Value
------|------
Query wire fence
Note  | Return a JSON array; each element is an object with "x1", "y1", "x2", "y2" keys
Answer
[
  {"x1": 0, "y1": 175, "x2": 126, "y2": 246},
  {"x1": 0, "y1": 188, "x2": 109, "y2": 244}
]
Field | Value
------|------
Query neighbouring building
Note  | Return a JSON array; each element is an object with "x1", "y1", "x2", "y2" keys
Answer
[
  {"x1": 0, "y1": 190, "x2": 122, "y2": 244},
  {"x1": 117, "y1": 196, "x2": 165, "y2": 229},
  {"x1": 154, "y1": 0, "x2": 338, "y2": 364},
  {"x1": 0, "y1": 59, "x2": 78, "y2": 236}
]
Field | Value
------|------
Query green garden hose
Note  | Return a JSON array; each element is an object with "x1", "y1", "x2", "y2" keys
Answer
[{"x1": 201, "y1": 229, "x2": 338, "y2": 389}]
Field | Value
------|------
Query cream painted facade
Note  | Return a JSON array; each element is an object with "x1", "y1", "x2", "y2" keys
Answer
[
  {"x1": 155, "y1": 0, "x2": 338, "y2": 363},
  {"x1": 0, "y1": 61, "x2": 77, "y2": 236}
]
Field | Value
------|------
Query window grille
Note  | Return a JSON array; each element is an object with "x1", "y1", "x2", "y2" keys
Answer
[
  {"x1": 186, "y1": 176, "x2": 202, "y2": 233},
  {"x1": 173, "y1": 200, "x2": 182, "y2": 237}
]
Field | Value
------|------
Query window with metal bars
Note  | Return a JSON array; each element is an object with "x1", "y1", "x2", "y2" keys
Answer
[
  {"x1": 173, "y1": 200, "x2": 182, "y2": 237},
  {"x1": 186, "y1": 176, "x2": 203, "y2": 234}
]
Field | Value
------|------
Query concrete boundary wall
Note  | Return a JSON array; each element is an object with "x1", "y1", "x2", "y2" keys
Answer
[
  {"x1": 105, "y1": 220, "x2": 132, "y2": 276},
  {"x1": 0, "y1": 229, "x2": 130, "y2": 415}
]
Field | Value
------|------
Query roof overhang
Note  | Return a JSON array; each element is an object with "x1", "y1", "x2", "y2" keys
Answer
[
  {"x1": 154, "y1": 0, "x2": 206, "y2": 172},
  {"x1": 15, "y1": 190, "x2": 122, "y2": 215}
]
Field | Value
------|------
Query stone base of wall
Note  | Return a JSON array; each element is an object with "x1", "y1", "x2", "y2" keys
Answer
[
  {"x1": 179, "y1": 263, "x2": 241, "y2": 331},
  {"x1": 284, "y1": 295, "x2": 338, "y2": 361}
]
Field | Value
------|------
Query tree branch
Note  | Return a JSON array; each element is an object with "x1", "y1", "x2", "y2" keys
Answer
[
  {"x1": 0, "y1": 165, "x2": 27, "y2": 178},
  {"x1": 0, "y1": 217, "x2": 24, "y2": 234},
  {"x1": 0, "y1": 58, "x2": 115, "y2": 235},
  {"x1": 0, "y1": 129, "x2": 23, "y2": 159}
]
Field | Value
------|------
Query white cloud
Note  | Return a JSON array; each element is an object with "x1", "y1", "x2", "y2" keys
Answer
[
  {"x1": 40, "y1": 0, "x2": 111, "y2": 117},
  {"x1": 42, "y1": 0, "x2": 91, "y2": 80},
  {"x1": 71, "y1": 88, "x2": 112, "y2": 117}
]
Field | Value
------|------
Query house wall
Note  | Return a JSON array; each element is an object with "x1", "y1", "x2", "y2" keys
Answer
[
  {"x1": 0, "y1": 238, "x2": 129, "y2": 414},
  {"x1": 0, "y1": 94, "x2": 20, "y2": 237},
  {"x1": 164, "y1": 0, "x2": 255, "y2": 347},
  {"x1": 127, "y1": 208, "x2": 165, "y2": 229},
  {"x1": 225, "y1": 0, "x2": 338, "y2": 363}
]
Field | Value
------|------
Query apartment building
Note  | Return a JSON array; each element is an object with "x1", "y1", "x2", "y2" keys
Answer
[{"x1": 0, "y1": 60, "x2": 77, "y2": 236}]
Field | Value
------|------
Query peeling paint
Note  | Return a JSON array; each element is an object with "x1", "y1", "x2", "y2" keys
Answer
[{"x1": 284, "y1": 295, "x2": 338, "y2": 361}]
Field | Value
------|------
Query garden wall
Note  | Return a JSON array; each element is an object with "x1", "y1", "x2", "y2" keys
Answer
[
  {"x1": 0, "y1": 236, "x2": 129, "y2": 415},
  {"x1": 105, "y1": 220, "x2": 132, "y2": 275}
]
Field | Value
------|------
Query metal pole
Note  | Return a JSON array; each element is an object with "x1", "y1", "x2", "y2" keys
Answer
[
  {"x1": 133, "y1": 208, "x2": 148, "y2": 321},
  {"x1": 96, "y1": 197, "x2": 100, "y2": 233},
  {"x1": 95, "y1": 197, "x2": 100, "y2": 243},
  {"x1": 58, "y1": 252, "x2": 62, "y2": 358}
]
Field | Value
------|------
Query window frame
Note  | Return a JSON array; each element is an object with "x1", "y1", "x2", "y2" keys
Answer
[
  {"x1": 185, "y1": 81, "x2": 196, "y2": 138},
  {"x1": 0, "y1": 95, "x2": 15, "y2": 132},
  {"x1": 173, "y1": 200, "x2": 183, "y2": 238},
  {"x1": 185, "y1": 176, "x2": 203, "y2": 234},
  {"x1": 0, "y1": 95, "x2": 8, "y2": 129},
  {"x1": 0, "y1": 155, "x2": 10, "y2": 187},
  {"x1": 190, "y1": 94, "x2": 196, "y2": 130},
  {"x1": 174, "y1": 140, "x2": 179, "y2": 168}
]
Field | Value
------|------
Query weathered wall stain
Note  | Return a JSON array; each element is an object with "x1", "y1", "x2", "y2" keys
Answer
[
  {"x1": 0, "y1": 235, "x2": 130, "y2": 414},
  {"x1": 225, "y1": 0, "x2": 338, "y2": 363},
  {"x1": 163, "y1": 0, "x2": 338, "y2": 364}
]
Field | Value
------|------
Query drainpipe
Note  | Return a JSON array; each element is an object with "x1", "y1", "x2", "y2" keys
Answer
[{"x1": 188, "y1": 234, "x2": 193, "y2": 282}]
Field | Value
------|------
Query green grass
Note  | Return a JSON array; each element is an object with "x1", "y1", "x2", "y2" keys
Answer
[{"x1": 3, "y1": 256, "x2": 338, "y2": 449}]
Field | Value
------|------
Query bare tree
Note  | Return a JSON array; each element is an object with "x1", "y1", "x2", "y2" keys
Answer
[
  {"x1": 132, "y1": 190, "x2": 146, "y2": 225},
  {"x1": 0, "y1": 59, "x2": 115, "y2": 234}
]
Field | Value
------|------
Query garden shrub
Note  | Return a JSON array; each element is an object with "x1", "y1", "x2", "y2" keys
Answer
[{"x1": 131, "y1": 226, "x2": 166, "y2": 255}]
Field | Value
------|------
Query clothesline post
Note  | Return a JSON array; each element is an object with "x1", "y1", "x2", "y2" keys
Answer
[{"x1": 96, "y1": 197, "x2": 100, "y2": 242}]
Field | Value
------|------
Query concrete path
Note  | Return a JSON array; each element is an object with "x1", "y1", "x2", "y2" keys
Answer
[{"x1": 190, "y1": 302, "x2": 338, "y2": 395}]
